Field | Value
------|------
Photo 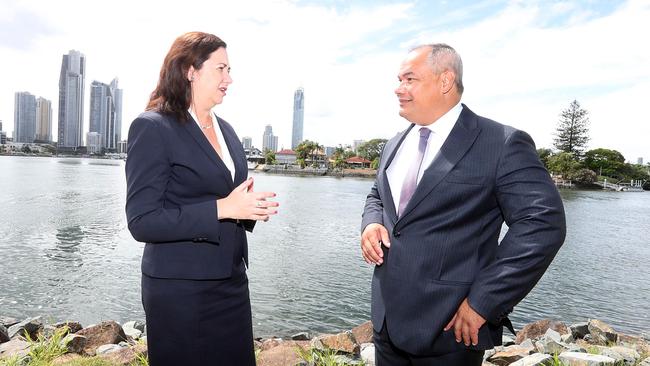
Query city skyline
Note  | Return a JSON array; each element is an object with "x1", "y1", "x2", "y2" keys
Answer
[{"x1": 1, "y1": 1, "x2": 649, "y2": 162}]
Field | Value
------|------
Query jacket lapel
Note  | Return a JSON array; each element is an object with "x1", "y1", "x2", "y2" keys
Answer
[
  {"x1": 381, "y1": 124, "x2": 414, "y2": 224},
  {"x1": 216, "y1": 115, "x2": 247, "y2": 186},
  {"x1": 397, "y1": 106, "x2": 480, "y2": 223},
  {"x1": 182, "y1": 112, "x2": 234, "y2": 189}
]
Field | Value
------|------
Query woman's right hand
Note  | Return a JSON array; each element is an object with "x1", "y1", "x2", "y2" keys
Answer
[{"x1": 216, "y1": 177, "x2": 278, "y2": 221}]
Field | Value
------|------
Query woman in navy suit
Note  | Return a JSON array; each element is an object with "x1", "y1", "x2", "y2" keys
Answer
[{"x1": 125, "y1": 32, "x2": 278, "y2": 365}]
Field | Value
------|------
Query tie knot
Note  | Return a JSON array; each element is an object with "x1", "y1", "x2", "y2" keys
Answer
[{"x1": 419, "y1": 127, "x2": 431, "y2": 139}]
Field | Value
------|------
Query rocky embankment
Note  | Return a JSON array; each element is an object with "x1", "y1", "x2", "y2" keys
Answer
[{"x1": 1, "y1": 316, "x2": 649, "y2": 365}]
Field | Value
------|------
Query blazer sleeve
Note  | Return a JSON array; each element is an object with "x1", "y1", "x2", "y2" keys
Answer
[
  {"x1": 361, "y1": 180, "x2": 384, "y2": 233},
  {"x1": 125, "y1": 115, "x2": 223, "y2": 244},
  {"x1": 468, "y1": 129, "x2": 566, "y2": 324}
]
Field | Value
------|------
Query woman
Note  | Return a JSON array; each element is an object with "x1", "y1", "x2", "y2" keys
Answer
[{"x1": 125, "y1": 32, "x2": 278, "y2": 365}]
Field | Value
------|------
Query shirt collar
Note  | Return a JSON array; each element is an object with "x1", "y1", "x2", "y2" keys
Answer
[{"x1": 424, "y1": 101, "x2": 462, "y2": 138}]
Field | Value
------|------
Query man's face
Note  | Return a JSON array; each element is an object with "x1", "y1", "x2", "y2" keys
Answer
[{"x1": 395, "y1": 48, "x2": 442, "y2": 125}]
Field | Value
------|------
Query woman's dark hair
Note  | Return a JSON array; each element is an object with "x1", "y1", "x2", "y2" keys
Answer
[{"x1": 146, "y1": 32, "x2": 227, "y2": 122}]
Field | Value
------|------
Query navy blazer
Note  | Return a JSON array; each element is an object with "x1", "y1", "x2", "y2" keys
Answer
[
  {"x1": 361, "y1": 105, "x2": 566, "y2": 355},
  {"x1": 125, "y1": 110, "x2": 253, "y2": 280}
]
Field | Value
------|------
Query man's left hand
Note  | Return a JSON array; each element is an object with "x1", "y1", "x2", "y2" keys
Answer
[{"x1": 444, "y1": 298, "x2": 486, "y2": 346}]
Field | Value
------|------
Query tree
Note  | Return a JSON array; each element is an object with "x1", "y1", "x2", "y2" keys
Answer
[
  {"x1": 357, "y1": 139, "x2": 387, "y2": 162},
  {"x1": 264, "y1": 150, "x2": 276, "y2": 164},
  {"x1": 371, "y1": 157, "x2": 380, "y2": 169},
  {"x1": 554, "y1": 100, "x2": 590, "y2": 158},
  {"x1": 583, "y1": 148, "x2": 625, "y2": 178},
  {"x1": 568, "y1": 168, "x2": 597, "y2": 185},
  {"x1": 295, "y1": 140, "x2": 323, "y2": 167},
  {"x1": 547, "y1": 152, "x2": 581, "y2": 177},
  {"x1": 21, "y1": 145, "x2": 32, "y2": 154},
  {"x1": 537, "y1": 148, "x2": 553, "y2": 169},
  {"x1": 331, "y1": 146, "x2": 355, "y2": 169}
]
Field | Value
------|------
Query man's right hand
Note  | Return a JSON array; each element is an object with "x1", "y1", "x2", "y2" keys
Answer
[{"x1": 360, "y1": 223, "x2": 391, "y2": 265}]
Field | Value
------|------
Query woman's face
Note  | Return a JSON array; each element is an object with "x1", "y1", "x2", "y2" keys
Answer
[{"x1": 189, "y1": 47, "x2": 232, "y2": 109}]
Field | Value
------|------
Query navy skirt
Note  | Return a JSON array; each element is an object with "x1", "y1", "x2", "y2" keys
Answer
[{"x1": 142, "y1": 262, "x2": 255, "y2": 366}]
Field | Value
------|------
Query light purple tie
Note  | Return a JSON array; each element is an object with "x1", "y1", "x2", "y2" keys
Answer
[{"x1": 398, "y1": 127, "x2": 431, "y2": 216}]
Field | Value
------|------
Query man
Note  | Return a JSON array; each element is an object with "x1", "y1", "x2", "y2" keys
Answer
[{"x1": 360, "y1": 44, "x2": 566, "y2": 365}]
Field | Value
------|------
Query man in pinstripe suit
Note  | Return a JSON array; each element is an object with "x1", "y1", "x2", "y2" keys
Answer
[{"x1": 360, "y1": 44, "x2": 566, "y2": 365}]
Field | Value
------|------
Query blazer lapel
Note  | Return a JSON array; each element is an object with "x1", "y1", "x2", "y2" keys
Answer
[
  {"x1": 381, "y1": 124, "x2": 414, "y2": 223},
  {"x1": 215, "y1": 115, "x2": 247, "y2": 186},
  {"x1": 397, "y1": 106, "x2": 480, "y2": 223},
  {"x1": 182, "y1": 112, "x2": 234, "y2": 189}
]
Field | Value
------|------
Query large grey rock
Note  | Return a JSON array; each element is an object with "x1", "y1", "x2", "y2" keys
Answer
[
  {"x1": 360, "y1": 343, "x2": 375, "y2": 366},
  {"x1": 598, "y1": 346, "x2": 639, "y2": 365},
  {"x1": 7, "y1": 316, "x2": 42, "y2": 340},
  {"x1": 0, "y1": 317, "x2": 19, "y2": 328},
  {"x1": 96, "y1": 343, "x2": 123, "y2": 354},
  {"x1": 122, "y1": 323, "x2": 142, "y2": 340},
  {"x1": 588, "y1": 319, "x2": 618, "y2": 345},
  {"x1": 535, "y1": 338, "x2": 569, "y2": 355},
  {"x1": 0, "y1": 338, "x2": 30, "y2": 359},
  {"x1": 122, "y1": 320, "x2": 145, "y2": 333},
  {"x1": 544, "y1": 328, "x2": 562, "y2": 343},
  {"x1": 562, "y1": 333, "x2": 575, "y2": 343},
  {"x1": 0, "y1": 324, "x2": 9, "y2": 343},
  {"x1": 559, "y1": 351, "x2": 616, "y2": 365},
  {"x1": 75, "y1": 321, "x2": 127, "y2": 356},
  {"x1": 508, "y1": 353, "x2": 553, "y2": 366},
  {"x1": 570, "y1": 322, "x2": 590, "y2": 339}
]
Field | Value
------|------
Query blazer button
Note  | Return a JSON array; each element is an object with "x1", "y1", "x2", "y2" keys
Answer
[{"x1": 393, "y1": 231, "x2": 401, "y2": 237}]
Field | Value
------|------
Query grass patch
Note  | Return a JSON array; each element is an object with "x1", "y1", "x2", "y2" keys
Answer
[
  {"x1": 0, "y1": 326, "x2": 148, "y2": 366},
  {"x1": 295, "y1": 347, "x2": 360, "y2": 366}
]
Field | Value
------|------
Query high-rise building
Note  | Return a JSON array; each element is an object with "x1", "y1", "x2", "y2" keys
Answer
[
  {"x1": 58, "y1": 50, "x2": 85, "y2": 151},
  {"x1": 86, "y1": 132, "x2": 101, "y2": 154},
  {"x1": 89, "y1": 78, "x2": 122, "y2": 152},
  {"x1": 262, "y1": 125, "x2": 278, "y2": 152},
  {"x1": 638, "y1": 157, "x2": 644, "y2": 165},
  {"x1": 0, "y1": 121, "x2": 6, "y2": 145},
  {"x1": 14, "y1": 92, "x2": 37, "y2": 143},
  {"x1": 291, "y1": 87, "x2": 304, "y2": 149},
  {"x1": 117, "y1": 140, "x2": 128, "y2": 154},
  {"x1": 242, "y1": 136, "x2": 253, "y2": 149},
  {"x1": 111, "y1": 78, "x2": 123, "y2": 144},
  {"x1": 35, "y1": 97, "x2": 52, "y2": 142}
]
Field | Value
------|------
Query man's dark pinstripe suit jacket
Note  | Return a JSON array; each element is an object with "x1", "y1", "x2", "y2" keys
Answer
[{"x1": 361, "y1": 104, "x2": 566, "y2": 355}]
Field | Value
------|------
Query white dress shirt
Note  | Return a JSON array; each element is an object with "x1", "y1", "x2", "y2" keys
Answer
[
  {"x1": 387, "y1": 102, "x2": 463, "y2": 213},
  {"x1": 189, "y1": 109, "x2": 235, "y2": 181}
]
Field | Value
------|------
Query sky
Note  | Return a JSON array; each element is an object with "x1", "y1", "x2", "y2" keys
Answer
[{"x1": 1, "y1": 0, "x2": 648, "y2": 163}]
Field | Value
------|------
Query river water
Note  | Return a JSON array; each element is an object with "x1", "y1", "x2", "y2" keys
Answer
[{"x1": 0, "y1": 156, "x2": 648, "y2": 337}]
